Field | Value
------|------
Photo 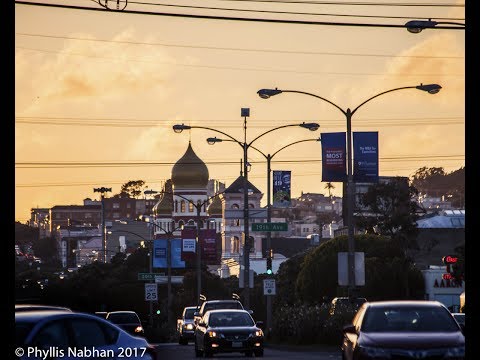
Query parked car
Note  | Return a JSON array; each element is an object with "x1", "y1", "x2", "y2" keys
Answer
[
  {"x1": 329, "y1": 297, "x2": 367, "y2": 315},
  {"x1": 15, "y1": 304, "x2": 72, "y2": 312},
  {"x1": 15, "y1": 310, "x2": 156, "y2": 360},
  {"x1": 194, "y1": 299, "x2": 247, "y2": 327},
  {"x1": 194, "y1": 309, "x2": 264, "y2": 357},
  {"x1": 94, "y1": 311, "x2": 108, "y2": 319},
  {"x1": 341, "y1": 300, "x2": 465, "y2": 360},
  {"x1": 106, "y1": 311, "x2": 145, "y2": 337},
  {"x1": 177, "y1": 306, "x2": 197, "y2": 345}
]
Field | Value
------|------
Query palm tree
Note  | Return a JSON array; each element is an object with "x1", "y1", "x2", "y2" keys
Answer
[{"x1": 324, "y1": 182, "x2": 335, "y2": 198}]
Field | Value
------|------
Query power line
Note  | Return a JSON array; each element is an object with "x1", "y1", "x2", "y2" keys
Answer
[
  {"x1": 127, "y1": 0, "x2": 466, "y2": 21},
  {"x1": 14, "y1": 2, "x2": 465, "y2": 29},
  {"x1": 15, "y1": 155, "x2": 465, "y2": 168},
  {"x1": 15, "y1": 33, "x2": 464, "y2": 59}
]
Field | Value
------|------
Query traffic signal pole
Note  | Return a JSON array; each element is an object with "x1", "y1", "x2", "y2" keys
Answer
[{"x1": 266, "y1": 154, "x2": 272, "y2": 338}]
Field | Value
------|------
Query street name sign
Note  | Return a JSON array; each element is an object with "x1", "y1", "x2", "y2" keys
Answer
[
  {"x1": 155, "y1": 275, "x2": 184, "y2": 284},
  {"x1": 144, "y1": 283, "x2": 158, "y2": 301},
  {"x1": 251, "y1": 223, "x2": 288, "y2": 232},
  {"x1": 138, "y1": 272, "x2": 165, "y2": 281}
]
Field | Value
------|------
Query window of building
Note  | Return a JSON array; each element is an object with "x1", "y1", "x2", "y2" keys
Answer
[
  {"x1": 113, "y1": 213, "x2": 120, "y2": 219},
  {"x1": 231, "y1": 236, "x2": 240, "y2": 253},
  {"x1": 126, "y1": 203, "x2": 131, "y2": 209},
  {"x1": 181, "y1": 200, "x2": 186, "y2": 213},
  {"x1": 84, "y1": 213, "x2": 92, "y2": 219},
  {"x1": 178, "y1": 220, "x2": 184, "y2": 228},
  {"x1": 113, "y1": 203, "x2": 120, "y2": 209},
  {"x1": 231, "y1": 204, "x2": 239, "y2": 209},
  {"x1": 189, "y1": 202, "x2": 194, "y2": 212},
  {"x1": 249, "y1": 203, "x2": 255, "y2": 209}
]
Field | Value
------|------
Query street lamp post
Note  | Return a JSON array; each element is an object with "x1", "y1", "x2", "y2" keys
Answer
[
  {"x1": 174, "y1": 119, "x2": 319, "y2": 309},
  {"x1": 405, "y1": 19, "x2": 465, "y2": 33},
  {"x1": 208, "y1": 137, "x2": 321, "y2": 336},
  {"x1": 258, "y1": 84, "x2": 441, "y2": 296},
  {"x1": 93, "y1": 187, "x2": 112, "y2": 263}
]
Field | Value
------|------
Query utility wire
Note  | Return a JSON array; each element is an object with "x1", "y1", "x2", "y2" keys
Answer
[
  {"x1": 15, "y1": 33, "x2": 464, "y2": 59},
  {"x1": 126, "y1": 1, "x2": 466, "y2": 21},
  {"x1": 14, "y1": 2, "x2": 465, "y2": 29}
]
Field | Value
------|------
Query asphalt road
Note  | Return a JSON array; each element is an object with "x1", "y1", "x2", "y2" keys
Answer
[{"x1": 154, "y1": 343, "x2": 342, "y2": 360}]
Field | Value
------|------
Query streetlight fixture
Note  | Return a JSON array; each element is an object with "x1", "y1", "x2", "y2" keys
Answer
[
  {"x1": 208, "y1": 136, "x2": 321, "y2": 335},
  {"x1": 173, "y1": 119, "x2": 320, "y2": 309},
  {"x1": 405, "y1": 19, "x2": 465, "y2": 33},
  {"x1": 257, "y1": 84, "x2": 441, "y2": 297}
]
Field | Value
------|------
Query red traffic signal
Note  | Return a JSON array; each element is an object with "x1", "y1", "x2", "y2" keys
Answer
[{"x1": 442, "y1": 255, "x2": 458, "y2": 265}]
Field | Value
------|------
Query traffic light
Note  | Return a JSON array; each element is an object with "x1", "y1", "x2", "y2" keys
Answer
[{"x1": 266, "y1": 249, "x2": 273, "y2": 275}]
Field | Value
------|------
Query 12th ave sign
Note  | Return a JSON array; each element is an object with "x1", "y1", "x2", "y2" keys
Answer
[{"x1": 252, "y1": 223, "x2": 288, "y2": 232}]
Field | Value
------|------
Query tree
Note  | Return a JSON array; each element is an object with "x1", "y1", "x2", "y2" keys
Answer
[
  {"x1": 31, "y1": 236, "x2": 58, "y2": 263},
  {"x1": 324, "y1": 182, "x2": 335, "y2": 198},
  {"x1": 356, "y1": 178, "x2": 419, "y2": 256},
  {"x1": 114, "y1": 180, "x2": 146, "y2": 198},
  {"x1": 294, "y1": 234, "x2": 425, "y2": 304}
]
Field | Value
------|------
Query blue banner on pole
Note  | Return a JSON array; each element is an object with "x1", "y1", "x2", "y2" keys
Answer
[
  {"x1": 273, "y1": 170, "x2": 291, "y2": 207},
  {"x1": 353, "y1": 131, "x2": 379, "y2": 182},
  {"x1": 153, "y1": 239, "x2": 185, "y2": 268},
  {"x1": 321, "y1": 132, "x2": 347, "y2": 182}
]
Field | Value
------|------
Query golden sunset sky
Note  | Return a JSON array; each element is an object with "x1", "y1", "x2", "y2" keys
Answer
[{"x1": 15, "y1": 0, "x2": 465, "y2": 223}]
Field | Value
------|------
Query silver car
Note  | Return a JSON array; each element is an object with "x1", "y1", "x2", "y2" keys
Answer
[{"x1": 15, "y1": 310, "x2": 156, "y2": 360}]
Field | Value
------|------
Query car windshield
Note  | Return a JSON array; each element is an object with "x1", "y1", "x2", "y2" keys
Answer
[
  {"x1": 209, "y1": 312, "x2": 254, "y2": 327},
  {"x1": 107, "y1": 313, "x2": 140, "y2": 324},
  {"x1": 362, "y1": 306, "x2": 460, "y2": 332},
  {"x1": 185, "y1": 308, "x2": 196, "y2": 319},
  {"x1": 204, "y1": 302, "x2": 242, "y2": 313}
]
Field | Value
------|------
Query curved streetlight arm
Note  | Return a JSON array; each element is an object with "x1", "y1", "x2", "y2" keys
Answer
[
  {"x1": 270, "y1": 138, "x2": 320, "y2": 159},
  {"x1": 211, "y1": 138, "x2": 268, "y2": 160},
  {"x1": 273, "y1": 90, "x2": 347, "y2": 116},
  {"x1": 175, "y1": 125, "x2": 244, "y2": 148},
  {"x1": 350, "y1": 86, "x2": 419, "y2": 116},
  {"x1": 248, "y1": 123, "x2": 319, "y2": 148}
]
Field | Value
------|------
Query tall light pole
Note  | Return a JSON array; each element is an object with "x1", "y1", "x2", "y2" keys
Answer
[
  {"x1": 173, "y1": 119, "x2": 319, "y2": 309},
  {"x1": 93, "y1": 187, "x2": 112, "y2": 263},
  {"x1": 208, "y1": 136, "x2": 321, "y2": 336},
  {"x1": 151, "y1": 190, "x2": 225, "y2": 304},
  {"x1": 258, "y1": 84, "x2": 441, "y2": 296},
  {"x1": 405, "y1": 19, "x2": 465, "y2": 33}
]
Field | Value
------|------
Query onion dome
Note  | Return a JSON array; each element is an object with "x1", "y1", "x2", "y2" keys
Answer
[
  {"x1": 153, "y1": 180, "x2": 173, "y2": 216},
  {"x1": 207, "y1": 196, "x2": 223, "y2": 216},
  {"x1": 172, "y1": 142, "x2": 209, "y2": 189}
]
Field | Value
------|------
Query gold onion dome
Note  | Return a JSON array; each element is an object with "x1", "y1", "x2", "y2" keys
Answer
[
  {"x1": 153, "y1": 180, "x2": 173, "y2": 216},
  {"x1": 172, "y1": 142, "x2": 209, "y2": 189},
  {"x1": 207, "y1": 196, "x2": 222, "y2": 216}
]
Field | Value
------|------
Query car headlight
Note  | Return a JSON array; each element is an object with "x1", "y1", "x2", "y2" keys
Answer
[
  {"x1": 249, "y1": 330, "x2": 263, "y2": 338},
  {"x1": 134, "y1": 326, "x2": 144, "y2": 333},
  {"x1": 207, "y1": 331, "x2": 218, "y2": 338},
  {"x1": 185, "y1": 323, "x2": 194, "y2": 330},
  {"x1": 358, "y1": 346, "x2": 391, "y2": 358},
  {"x1": 445, "y1": 345, "x2": 465, "y2": 358}
]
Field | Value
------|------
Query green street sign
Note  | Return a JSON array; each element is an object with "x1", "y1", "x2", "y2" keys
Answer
[
  {"x1": 251, "y1": 222, "x2": 288, "y2": 232},
  {"x1": 138, "y1": 273, "x2": 164, "y2": 281}
]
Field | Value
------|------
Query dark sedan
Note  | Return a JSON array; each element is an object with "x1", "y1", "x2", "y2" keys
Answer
[
  {"x1": 341, "y1": 300, "x2": 465, "y2": 360},
  {"x1": 106, "y1": 311, "x2": 145, "y2": 337},
  {"x1": 194, "y1": 309, "x2": 264, "y2": 357}
]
